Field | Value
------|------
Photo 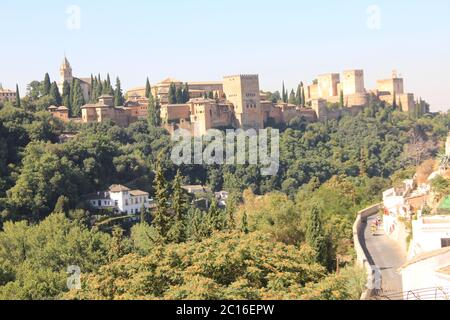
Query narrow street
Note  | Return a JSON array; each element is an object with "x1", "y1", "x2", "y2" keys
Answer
[{"x1": 361, "y1": 215, "x2": 407, "y2": 295}]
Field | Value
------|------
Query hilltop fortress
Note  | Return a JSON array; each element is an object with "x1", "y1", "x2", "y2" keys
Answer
[{"x1": 48, "y1": 58, "x2": 426, "y2": 135}]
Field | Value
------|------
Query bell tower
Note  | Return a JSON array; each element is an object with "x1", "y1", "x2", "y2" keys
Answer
[
  {"x1": 60, "y1": 56, "x2": 73, "y2": 83},
  {"x1": 58, "y1": 56, "x2": 73, "y2": 94}
]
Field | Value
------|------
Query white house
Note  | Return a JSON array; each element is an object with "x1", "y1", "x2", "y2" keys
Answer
[
  {"x1": 400, "y1": 247, "x2": 450, "y2": 300},
  {"x1": 409, "y1": 215, "x2": 450, "y2": 258},
  {"x1": 87, "y1": 184, "x2": 152, "y2": 215}
]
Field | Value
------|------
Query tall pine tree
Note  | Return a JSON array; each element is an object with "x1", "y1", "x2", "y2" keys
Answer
[
  {"x1": 71, "y1": 79, "x2": 85, "y2": 117},
  {"x1": 50, "y1": 82, "x2": 62, "y2": 106},
  {"x1": 305, "y1": 204, "x2": 327, "y2": 266},
  {"x1": 147, "y1": 92, "x2": 160, "y2": 127},
  {"x1": 42, "y1": 73, "x2": 51, "y2": 96},
  {"x1": 168, "y1": 83, "x2": 177, "y2": 104},
  {"x1": 15, "y1": 84, "x2": 21, "y2": 108},
  {"x1": 168, "y1": 170, "x2": 187, "y2": 243},
  {"x1": 145, "y1": 77, "x2": 151, "y2": 98},
  {"x1": 62, "y1": 81, "x2": 71, "y2": 108},
  {"x1": 152, "y1": 153, "x2": 171, "y2": 241},
  {"x1": 114, "y1": 77, "x2": 124, "y2": 106}
]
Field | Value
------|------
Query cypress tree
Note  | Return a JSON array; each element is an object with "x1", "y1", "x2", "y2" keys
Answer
[
  {"x1": 339, "y1": 90, "x2": 344, "y2": 108},
  {"x1": 147, "y1": 93, "x2": 160, "y2": 127},
  {"x1": 114, "y1": 77, "x2": 124, "y2": 106},
  {"x1": 90, "y1": 74, "x2": 95, "y2": 102},
  {"x1": 226, "y1": 193, "x2": 237, "y2": 230},
  {"x1": 42, "y1": 73, "x2": 51, "y2": 96},
  {"x1": 176, "y1": 86, "x2": 183, "y2": 104},
  {"x1": 62, "y1": 80, "x2": 71, "y2": 108},
  {"x1": 108, "y1": 226, "x2": 126, "y2": 262},
  {"x1": 295, "y1": 84, "x2": 302, "y2": 106},
  {"x1": 168, "y1": 170, "x2": 187, "y2": 243},
  {"x1": 288, "y1": 89, "x2": 296, "y2": 105},
  {"x1": 71, "y1": 79, "x2": 85, "y2": 117},
  {"x1": 152, "y1": 153, "x2": 171, "y2": 240},
  {"x1": 182, "y1": 83, "x2": 190, "y2": 103},
  {"x1": 96, "y1": 75, "x2": 103, "y2": 98},
  {"x1": 206, "y1": 198, "x2": 221, "y2": 232},
  {"x1": 208, "y1": 91, "x2": 214, "y2": 99},
  {"x1": 140, "y1": 204, "x2": 148, "y2": 224},
  {"x1": 168, "y1": 83, "x2": 177, "y2": 104},
  {"x1": 241, "y1": 211, "x2": 249, "y2": 234},
  {"x1": 15, "y1": 84, "x2": 21, "y2": 108},
  {"x1": 145, "y1": 77, "x2": 151, "y2": 98},
  {"x1": 282, "y1": 81, "x2": 289, "y2": 103},
  {"x1": 106, "y1": 74, "x2": 112, "y2": 93},
  {"x1": 305, "y1": 205, "x2": 327, "y2": 266},
  {"x1": 301, "y1": 83, "x2": 306, "y2": 107},
  {"x1": 50, "y1": 82, "x2": 62, "y2": 106}
]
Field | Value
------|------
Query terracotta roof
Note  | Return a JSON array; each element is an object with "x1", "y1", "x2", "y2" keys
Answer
[
  {"x1": 109, "y1": 184, "x2": 131, "y2": 192},
  {"x1": 130, "y1": 190, "x2": 149, "y2": 196},
  {"x1": 57, "y1": 106, "x2": 68, "y2": 111},
  {"x1": 48, "y1": 105, "x2": 58, "y2": 110}
]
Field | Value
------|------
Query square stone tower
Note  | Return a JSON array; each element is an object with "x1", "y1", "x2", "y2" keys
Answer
[
  {"x1": 318, "y1": 73, "x2": 340, "y2": 98},
  {"x1": 342, "y1": 70, "x2": 365, "y2": 96},
  {"x1": 223, "y1": 74, "x2": 263, "y2": 130}
]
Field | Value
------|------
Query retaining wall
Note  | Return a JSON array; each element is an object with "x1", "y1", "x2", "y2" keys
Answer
[{"x1": 353, "y1": 203, "x2": 381, "y2": 300}]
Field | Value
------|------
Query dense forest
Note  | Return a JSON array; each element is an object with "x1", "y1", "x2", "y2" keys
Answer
[{"x1": 0, "y1": 83, "x2": 448, "y2": 299}]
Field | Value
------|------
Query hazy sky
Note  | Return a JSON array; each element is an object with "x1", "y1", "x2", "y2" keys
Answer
[{"x1": 1, "y1": 0, "x2": 449, "y2": 110}]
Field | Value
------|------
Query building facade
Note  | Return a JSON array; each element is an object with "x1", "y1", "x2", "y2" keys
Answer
[
  {"x1": 81, "y1": 94, "x2": 135, "y2": 126},
  {"x1": 0, "y1": 87, "x2": 17, "y2": 104},
  {"x1": 223, "y1": 74, "x2": 264, "y2": 130},
  {"x1": 87, "y1": 184, "x2": 152, "y2": 215}
]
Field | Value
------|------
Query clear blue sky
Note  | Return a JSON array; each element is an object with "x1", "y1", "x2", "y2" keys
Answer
[{"x1": 1, "y1": 0, "x2": 449, "y2": 110}]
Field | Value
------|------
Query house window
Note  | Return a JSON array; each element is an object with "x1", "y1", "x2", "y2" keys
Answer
[{"x1": 442, "y1": 238, "x2": 450, "y2": 248}]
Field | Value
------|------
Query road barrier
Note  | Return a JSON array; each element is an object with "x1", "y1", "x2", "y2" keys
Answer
[{"x1": 353, "y1": 203, "x2": 381, "y2": 300}]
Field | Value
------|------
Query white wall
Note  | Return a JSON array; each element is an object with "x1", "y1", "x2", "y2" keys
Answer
[{"x1": 401, "y1": 250, "x2": 450, "y2": 300}]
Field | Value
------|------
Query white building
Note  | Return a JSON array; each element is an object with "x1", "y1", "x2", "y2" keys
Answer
[
  {"x1": 400, "y1": 247, "x2": 450, "y2": 300},
  {"x1": 409, "y1": 215, "x2": 450, "y2": 258},
  {"x1": 87, "y1": 184, "x2": 152, "y2": 215}
]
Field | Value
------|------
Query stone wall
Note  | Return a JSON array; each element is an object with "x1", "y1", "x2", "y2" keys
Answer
[{"x1": 353, "y1": 203, "x2": 382, "y2": 300}]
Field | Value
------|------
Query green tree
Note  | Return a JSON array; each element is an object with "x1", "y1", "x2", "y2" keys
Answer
[
  {"x1": 176, "y1": 86, "x2": 183, "y2": 104},
  {"x1": 50, "y1": 82, "x2": 62, "y2": 106},
  {"x1": 108, "y1": 226, "x2": 127, "y2": 262},
  {"x1": 114, "y1": 77, "x2": 124, "y2": 106},
  {"x1": 168, "y1": 83, "x2": 177, "y2": 104},
  {"x1": 305, "y1": 205, "x2": 327, "y2": 266},
  {"x1": 15, "y1": 84, "x2": 21, "y2": 108},
  {"x1": 152, "y1": 153, "x2": 171, "y2": 240},
  {"x1": 42, "y1": 73, "x2": 51, "y2": 96},
  {"x1": 147, "y1": 93, "x2": 160, "y2": 127},
  {"x1": 61, "y1": 81, "x2": 71, "y2": 108},
  {"x1": 288, "y1": 89, "x2": 297, "y2": 105},
  {"x1": 339, "y1": 90, "x2": 344, "y2": 108},
  {"x1": 168, "y1": 170, "x2": 187, "y2": 243},
  {"x1": 301, "y1": 83, "x2": 306, "y2": 107},
  {"x1": 71, "y1": 79, "x2": 85, "y2": 117},
  {"x1": 241, "y1": 211, "x2": 249, "y2": 234},
  {"x1": 145, "y1": 77, "x2": 151, "y2": 98},
  {"x1": 182, "y1": 83, "x2": 190, "y2": 103}
]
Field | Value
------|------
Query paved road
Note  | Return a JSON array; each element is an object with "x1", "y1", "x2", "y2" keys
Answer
[{"x1": 361, "y1": 215, "x2": 407, "y2": 295}]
